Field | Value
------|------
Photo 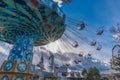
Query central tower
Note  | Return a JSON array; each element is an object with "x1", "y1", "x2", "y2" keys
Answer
[{"x1": 0, "y1": 0, "x2": 65, "y2": 80}]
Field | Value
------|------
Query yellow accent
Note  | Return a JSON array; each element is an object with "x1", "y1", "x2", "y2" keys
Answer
[
  {"x1": 0, "y1": 60, "x2": 34, "y2": 80},
  {"x1": 0, "y1": 27, "x2": 4, "y2": 32}
]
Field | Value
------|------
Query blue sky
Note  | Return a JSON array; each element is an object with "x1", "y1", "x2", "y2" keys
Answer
[
  {"x1": 62, "y1": 0, "x2": 120, "y2": 26},
  {"x1": 59, "y1": 0, "x2": 120, "y2": 62}
]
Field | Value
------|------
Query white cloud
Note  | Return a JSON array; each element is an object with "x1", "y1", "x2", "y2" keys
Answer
[
  {"x1": 0, "y1": 46, "x2": 9, "y2": 55},
  {"x1": 53, "y1": 0, "x2": 63, "y2": 7}
]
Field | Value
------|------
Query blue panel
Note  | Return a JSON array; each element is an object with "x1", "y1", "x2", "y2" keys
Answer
[
  {"x1": 4, "y1": 61, "x2": 13, "y2": 71},
  {"x1": 17, "y1": 63, "x2": 27, "y2": 72},
  {"x1": 51, "y1": 12, "x2": 57, "y2": 24},
  {"x1": 16, "y1": 77, "x2": 23, "y2": 80},
  {"x1": 30, "y1": 64, "x2": 35, "y2": 73},
  {"x1": 1, "y1": 76, "x2": 9, "y2": 80},
  {"x1": 8, "y1": 35, "x2": 35, "y2": 63}
]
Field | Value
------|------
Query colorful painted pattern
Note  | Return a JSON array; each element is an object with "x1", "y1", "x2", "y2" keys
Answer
[
  {"x1": 4, "y1": 61, "x2": 13, "y2": 71},
  {"x1": 0, "y1": 0, "x2": 65, "y2": 46},
  {"x1": 8, "y1": 35, "x2": 34, "y2": 63}
]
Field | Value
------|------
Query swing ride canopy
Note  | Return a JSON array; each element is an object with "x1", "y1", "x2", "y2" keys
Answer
[{"x1": 0, "y1": 0, "x2": 65, "y2": 46}]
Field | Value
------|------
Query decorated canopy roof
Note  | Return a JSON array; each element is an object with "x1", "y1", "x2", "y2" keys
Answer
[{"x1": 0, "y1": 0, "x2": 65, "y2": 46}]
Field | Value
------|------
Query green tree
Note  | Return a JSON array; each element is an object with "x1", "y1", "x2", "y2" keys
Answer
[
  {"x1": 82, "y1": 68, "x2": 87, "y2": 76},
  {"x1": 101, "y1": 77, "x2": 109, "y2": 80},
  {"x1": 84, "y1": 67, "x2": 101, "y2": 80}
]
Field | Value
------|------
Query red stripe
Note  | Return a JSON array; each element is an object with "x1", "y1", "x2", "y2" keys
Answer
[{"x1": 30, "y1": 0, "x2": 40, "y2": 8}]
